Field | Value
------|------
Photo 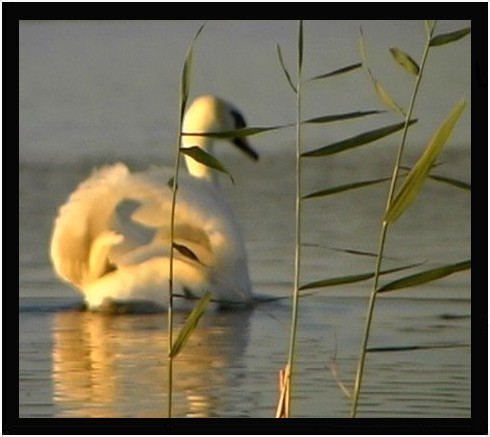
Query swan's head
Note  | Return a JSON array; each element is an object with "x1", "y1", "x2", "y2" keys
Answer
[{"x1": 182, "y1": 95, "x2": 259, "y2": 181}]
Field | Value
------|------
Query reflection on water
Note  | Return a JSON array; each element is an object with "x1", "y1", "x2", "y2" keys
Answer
[
  {"x1": 52, "y1": 309, "x2": 251, "y2": 417},
  {"x1": 19, "y1": 295, "x2": 471, "y2": 418}
]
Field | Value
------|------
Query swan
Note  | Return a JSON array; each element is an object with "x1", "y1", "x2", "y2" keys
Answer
[{"x1": 50, "y1": 95, "x2": 259, "y2": 312}]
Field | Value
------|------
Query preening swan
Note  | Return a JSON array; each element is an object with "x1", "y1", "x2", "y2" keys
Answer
[{"x1": 50, "y1": 95, "x2": 259, "y2": 312}]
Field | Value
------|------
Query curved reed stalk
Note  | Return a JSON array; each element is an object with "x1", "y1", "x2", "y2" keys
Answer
[
  {"x1": 285, "y1": 19, "x2": 304, "y2": 418},
  {"x1": 167, "y1": 22, "x2": 206, "y2": 418}
]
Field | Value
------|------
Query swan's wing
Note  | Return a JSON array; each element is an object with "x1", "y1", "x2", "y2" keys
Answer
[
  {"x1": 50, "y1": 163, "x2": 251, "y2": 300},
  {"x1": 50, "y1": 164, "x2": 216, "y2": 282},
  {"x1": 50, "y1": 163, "x2": 130, "y2": 286},
  {"x1": 129, "y1": 167, "x2": 245, "y2": 269}
]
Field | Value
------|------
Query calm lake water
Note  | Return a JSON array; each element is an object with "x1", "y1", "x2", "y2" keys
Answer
[{"x1": 19, "y1": 20, "x2": 471, "y2": 418}]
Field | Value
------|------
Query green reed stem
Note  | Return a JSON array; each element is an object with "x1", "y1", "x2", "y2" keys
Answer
[
  {"x1": 166, "y1": 22, "x2": 205, "y2": 418},
  {"x1": 285, "y1": 20, "x2": 304, "y2": 417},
  {"x1": 167, "y1": 116, "x2": 183, "y2": 418},
  {"x1": 350, "y1": 21, "x2": 437, "y2": 418},
  {"x1": 167, "y1": 88, "x2": 190, "y2": 417}
]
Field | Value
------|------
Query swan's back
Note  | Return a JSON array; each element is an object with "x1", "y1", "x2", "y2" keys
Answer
[{"x1": 50, "y1": 163, "x2": 252, "y2": 309}]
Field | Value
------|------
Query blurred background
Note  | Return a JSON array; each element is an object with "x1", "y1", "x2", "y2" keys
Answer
[{"x1": 20, "y1": 20, "x2": 471, "y2": 165}]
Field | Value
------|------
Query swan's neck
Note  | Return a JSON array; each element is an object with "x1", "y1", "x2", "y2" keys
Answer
[{"x1": 182, "y1": 135, "x2": 218, "y2": 184}]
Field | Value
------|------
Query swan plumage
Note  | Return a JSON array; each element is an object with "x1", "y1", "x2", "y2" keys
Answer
[{"x1": 50, "y1": 96, "x2": 258, "y2": 311}]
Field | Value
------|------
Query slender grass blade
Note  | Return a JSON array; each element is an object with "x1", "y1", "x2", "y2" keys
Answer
[
  {"x1": 385, "y1": 99, "x2": 466, "y2": 224},
  {"x1": 167, "y1": 177, "x2": 177, "y2": 190},
  {"x1": 367, "y1": 343, "x2": 467, "y2": 353},
  {"x1": 424, "y1": 20, "x2": 436, "y2": 36},
  {"x1": 401, "y1": 165, "x2": 470, "y2": 190},
  {"x1": 327, "y1": 247, "x2": 380, "y2": 258},
  {"x1": 429, "y1": 27, "x2": 471, "y2": 47},
  {"x1": 358, "y1": 29, "x2": 406, "y2": 114},
  {"x1": 301, "y1": 120, "x2": 416, "y2": 158},
  {"x1": 276, "y1": 44, "x2": 297, "y2": 94},
  {"x1": 358, "y1": 27, "x2": 367, "y2": 64},
  {"x1": 173, "y1": 242, "x2": 200, "y2": 263},
  {"x1": 299, "y1": 262, "x2": 423, "y2": 291},
  {"x1": 309, "y1": 62, "x2": 362, "y2": 81},
  {"x1": 303, "y1": 110, "x2": 382, "y2": 125},
  {"x1": 428, "y1": 174, "x2": 471, "y2": 191},
  {"x1": 180, "y1": 22, "x2": 207, "y2": 120},
  {"x1": 169, "y1": 292, "x2": 212, "y2": 358},
  {"x1": 184, "y1": 125, "x2": 283, "y2": 140},
  {"x1": 298, "y1": 20, "x2": 303, "y2": 74},
  {"x1": 181, "y1": 146, "x2": 235, "y2": 184},
  {"x1": 373, "y1": 79, "x2": 405, "y2": 116},
  {"x1": 389, "y1": 47, "x2": 420, "y2": 76},
  {"x1": 180, "y1": 54, "x2": 192, "y2": 120},
  {"x1": 377, "y1": 260, "x2": 470, "y2": 293},
  {"x1": 300, "y1": 272, "x2": 374, "y2": 290},
  {"x1": 303, "y1": 177, "x2": 391, "y2": 200}
]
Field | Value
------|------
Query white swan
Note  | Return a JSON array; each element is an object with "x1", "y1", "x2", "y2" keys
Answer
[{"x1": 50, "y1": 95, "x2": 259, "y2": 312}]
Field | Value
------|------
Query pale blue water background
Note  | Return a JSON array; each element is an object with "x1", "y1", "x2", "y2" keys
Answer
[{"x1": 19, "y1": 20, "x2": 471, "y2": 418}]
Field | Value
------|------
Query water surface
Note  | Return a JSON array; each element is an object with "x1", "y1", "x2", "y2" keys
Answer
[{"x1": 19, "y1": 20, "x2": 471, "y2": 418}]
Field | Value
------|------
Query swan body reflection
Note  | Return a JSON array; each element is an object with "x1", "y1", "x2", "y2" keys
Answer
[
  {"x1": 50, "y1": 96, "x2": 258, "y2": 311},
  {"x1": 52, "y1": 309, "x2": 252, "y2": 417}
]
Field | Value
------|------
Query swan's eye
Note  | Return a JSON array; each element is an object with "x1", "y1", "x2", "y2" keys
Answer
[{"x1": 230, "y1": 109, "x2": 247, "y2": 130}]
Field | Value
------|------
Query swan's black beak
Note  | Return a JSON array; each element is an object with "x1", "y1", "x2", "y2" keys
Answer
[
  {"x1": 232, "y1": 137, "x2": 259, "y2": 161},
  {"x1": 230, "y1": 109, "x2": 259, "y2": 161}
]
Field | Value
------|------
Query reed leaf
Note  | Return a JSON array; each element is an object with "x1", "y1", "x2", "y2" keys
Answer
[
  {"x1": 428, "y1": 174, "x2": 471, "y2": 190},
  {"x1": 400, "y1": 164, "x2": 471, "y2": 190},
  {"x1": 373, "y1": 79, "x2": 405, "y2": 116},
  {"x1": 169, "y1": 292, "x2": 212, "y2": 358},
  {"x1": 299, "y1": 262, "x2": 423, "y2": 291},
  {"x1": 298, "y1": 20, "x2": 304, "y2": 73},
  {"x1": 367, "y1": 343, "x2": 467, "y2": 353},
  {"x1": 276, "y1": 44, "x2": 297, "y2": 93},
  {"x1": 358, "y1": 27, "x2": 367, "y2": 64},
  {"x1": 180, "y1": 22, "x2": 206, "y2": 120},
  {"x1": 389, "y1": 47, "x2": 420, "y2": 75},
  {"x1": 183, "y1": 125, "x2": 282, "y2": 140},
  {"x1": 301, "y1": 120, "x2": 416, "y2": 158},
  {"x1": 303, "y1": 177, "x2": 391, "y2": 200},
  {"x1": 359, "y1": 27, "x2": 405, "y2": 115},
  {"x1": 429, "y1": 27, "x2": 471, "y2": 47},
  {"x1": 180, "y1": 146, "x2": 235, "y2": 184},
  {"x1": 173, "y1": 242, "x2": 200, "y2": 263},
  {"x1": 377, "y1": 260, "x2": 470, "y2": 293},
  {"x1": 328, "y1": 247, "x2": 380, "y2": 258},
  {"x1": 303, "y1": 110, "x2": 383, "y2": 125},
  {"x1": 309, "y1": 62, "x2": 362, "y2": 81},
  {"x1": 167, "y1": 177, "x2": 177, "y2": 190},
  {"x1": 384, "y1": 99, "x2": 466, "y2": 224},
  {"x1": 424, "y1": 20, "x2": 436, "y2": 36}
]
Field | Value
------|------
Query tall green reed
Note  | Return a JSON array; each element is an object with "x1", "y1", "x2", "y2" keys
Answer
[
  {"x1": 350, "y1": 20, "x2": 471, "y2": 417},
  {"x1": 166, "y1": 22, "x2": 279, "y2": 417},
  {"x1": 275, "y1": 20, "x2": 404, "y2": 417},
  {"x1": 276, "y1": 20, "x2": 470, "y2": 418},
  {"x1": 167, "y1": 22, "x2": 207, "y2": 418}
]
